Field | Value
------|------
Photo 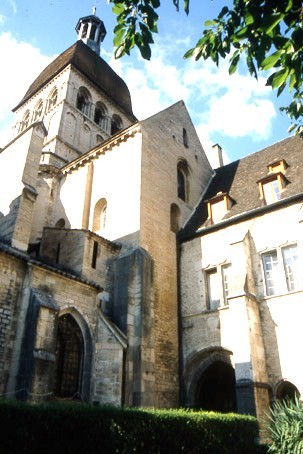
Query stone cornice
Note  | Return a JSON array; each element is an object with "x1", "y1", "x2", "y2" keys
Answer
[{"x1": 62, "y1": 122, "x2": 141, "y2": 175}]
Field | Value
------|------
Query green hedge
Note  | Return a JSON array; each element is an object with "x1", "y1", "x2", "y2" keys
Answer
[{"x1": 0, "y1": 400, "x2": 263, "y2": 453}]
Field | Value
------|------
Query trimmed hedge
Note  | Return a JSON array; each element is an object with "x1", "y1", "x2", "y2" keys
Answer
[{"x1": 0, "y1": 400, "x2": 263, "y2": 453}]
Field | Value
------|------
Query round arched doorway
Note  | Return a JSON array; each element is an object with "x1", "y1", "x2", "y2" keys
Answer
[
  {"x1": 195, "y1": 360, "x2": 237, "y2": 413},
  {"x1": 276, "y1": 380, "x2": 300, "y2": 402},
  {"x1": 53, "y1": 314, "x2": 84, "y2": 399}
]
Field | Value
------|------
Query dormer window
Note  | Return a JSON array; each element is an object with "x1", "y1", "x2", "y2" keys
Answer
[
  {"x1": 268, "y1": 159, "x2": 288, "y2": 174},
  {"x1": 258, "y1": 173, "x2": 287, "y2": 205},
  {"x1": 207, "y1": 192, "x2": 232, "y2": 224}
]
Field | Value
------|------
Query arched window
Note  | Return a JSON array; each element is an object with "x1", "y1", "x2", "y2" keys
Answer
[
  {"x1": 94, "y1": 102, "x2": 107, "y2": 128},
  {"x1": 111, "y1": 114, "x2": 123, "y2": 135},
  {"x1": 32, "y1": 99, "x2": 44, "y2": 122},
  {"x1": 18, "y1": 110, "x2": 30, "y2": 133},
  {"x1": 76, "y1": 87, "x2": 91, "y2": 116},
  {"x1": 96, "y1": 134, "x2": 104, "y2": 145},
  {"x1": 177, "y1": 160, "x2": 190, "y2": 203},
  {"x1": 46, "y1": 88, "x2": 58, "y2": 112},
  {"x1": 93, "y1": 198, "x2": 107, "y2": 233},
  {"x1": 53, "y1": 314, "x2": 84, "y2": 399},
  {"x1": 55, "y1": 218, "x2": 66, "y2": 228},
  {"x1": 183, "y1": 127, "x2": 189, "y2": 147}
]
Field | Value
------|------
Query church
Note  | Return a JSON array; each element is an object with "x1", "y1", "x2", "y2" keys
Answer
[{"x1": 0, "y1": 11, "x2": 303, "y2": 423}]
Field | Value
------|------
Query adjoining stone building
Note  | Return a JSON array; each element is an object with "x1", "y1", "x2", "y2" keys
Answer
[{"x1": 0, "y1": 10, "x2": 302, "y2": 422}]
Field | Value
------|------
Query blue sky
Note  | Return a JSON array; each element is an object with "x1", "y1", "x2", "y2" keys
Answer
[{"x1": 0, "y1": 0, "x2": 294, "y2": 164}]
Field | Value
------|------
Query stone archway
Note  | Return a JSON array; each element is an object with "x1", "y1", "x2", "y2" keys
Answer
[
  {"x1": 184, "y1": 347, "x2": 236, "y2": 412},
  {"x1": 195, "y1": 360, "x2": 236, "y2": 412},
  {"x1": 276, "y1": 380, "x2": 300, "y2": 402}
]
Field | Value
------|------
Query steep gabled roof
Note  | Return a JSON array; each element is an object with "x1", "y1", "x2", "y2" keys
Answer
[
  {"x1": 13, "y1": 40, "x2": 136, "y2": 120},
  {"x1": 180, "y1": 135, "x2": 303, "y2": 240}
]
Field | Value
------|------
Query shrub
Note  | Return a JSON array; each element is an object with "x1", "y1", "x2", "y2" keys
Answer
[
  {"x1": 265, "y1": 397, "x2": 303, "y2": 454},
  {"x1": 0, "y1": 399, "x2": 261, "y2": 453}
]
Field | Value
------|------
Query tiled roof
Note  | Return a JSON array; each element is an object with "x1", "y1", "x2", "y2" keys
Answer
[
  {"x1": 180, "y1": 135, "x2": 303, "y2": 239},
  {"x1": 13, "y1": 40, "x2": 136, "y2": 119}
]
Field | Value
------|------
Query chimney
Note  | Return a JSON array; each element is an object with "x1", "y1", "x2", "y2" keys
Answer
[{"x1": 212, "y1": 143, "x2": 224, "y2": 168}]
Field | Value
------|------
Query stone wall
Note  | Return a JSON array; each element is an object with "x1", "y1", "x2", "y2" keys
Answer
[
  {"x1": 180, "y1": 202, "x2": 303, "y2": 416},
  {"x1": 140, "y1": 101, "x2": 213, "y2": 407}
]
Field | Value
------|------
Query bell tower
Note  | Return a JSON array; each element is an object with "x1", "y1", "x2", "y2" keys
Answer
[{"x1": 75, "y1": 7, "x2": 107, "y2": 55}]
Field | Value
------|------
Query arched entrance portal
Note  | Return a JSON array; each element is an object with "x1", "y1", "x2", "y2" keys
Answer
[
  {"x1": 195, "y1": 360, "x2": 237, "y2": 413},
  {"x1": 54, "y1": 314, "x2": 84, "y2": 399}
]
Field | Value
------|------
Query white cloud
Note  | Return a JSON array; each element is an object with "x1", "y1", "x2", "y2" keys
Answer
[
  {"x1": 8, "y1": 0, "x2": 17, "y2": 15},
  {"x1": 0, "y1": 31, "x2": 277, "y2": 153},
  {"x1": 0, "y1": 15, "x2": 6, "y2": 25},
  {"x1": 0, "y1": 32, "x2": 55, "y2": 146},
  {"x1": 107, "y1": 37, "x2": 276, "y2": 143}
]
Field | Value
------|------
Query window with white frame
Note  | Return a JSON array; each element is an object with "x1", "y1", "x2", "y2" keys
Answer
[
  {"x1": 262, "y1": 244, "x2": 301, "y2": 296},
  {"x1": 262, "y1": 179, "x2": 281, "y2": 204},
  {"x1": 206, "y1": 264, "x2": 232, "y2": 310},
  {"x1": 282, "y1": 244, "x2": 300, "y2": 291},
  {"x1": 257, "y1": 172, "x2": 287, "y2": 205}
]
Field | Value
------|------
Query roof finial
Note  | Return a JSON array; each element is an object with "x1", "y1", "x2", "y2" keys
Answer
[{"x1": 92, "y1": 5, "x2": 96, "y2": 15}]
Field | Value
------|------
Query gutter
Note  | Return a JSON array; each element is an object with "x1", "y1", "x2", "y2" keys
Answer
[{"x1": 179, "y1": 192, "x2": 303, "y2": 243}]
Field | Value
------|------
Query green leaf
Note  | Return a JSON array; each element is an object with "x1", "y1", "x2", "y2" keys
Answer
[
  {"x1": 112, "y1": 3, "x2": 125, "y2": 15},
  {"x1": 184, "y1": 0, "x2": 189, "y2": 15},
  {"x1": 229, "y1": 53, "x2": 240, "y2": 74},
  {"x1": 260, "y1": 13, "x2": 284, "y2": 35},
  {"x1": 204, "y1": 20, "x2": 217, "y2": 27},
  {"x1": 260, "y1": 50, "x2": 282, "y2": 70},
  {"x1": 267, "y1": 68, "x2": 290, "y2": 89}
]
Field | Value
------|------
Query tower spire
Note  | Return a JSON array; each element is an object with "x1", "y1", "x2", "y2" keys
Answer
[{"x1": 75, "y1": 9, "x2": 106, "y2": 55}]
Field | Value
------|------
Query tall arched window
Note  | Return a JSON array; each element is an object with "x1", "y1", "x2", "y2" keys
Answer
[
  {"x1": 46, "y1": 88, "x2": 58, "y2": 112},
  {"x1": 177, "y1": 160, "x2": 190, "y2": 203},
  {"x1": 93, "y1": 198, "x2": 107, "y2": 233},
  {"x1": 18, "y1": 110, "x2": 30, "y2": 133},
  {"x1": 32, "y1": 99, "x2": 44, "y2": 122},
  {"x1": 76, "y1": 87, "x2": 91, "y2": 116},
  {"x1": 94, "y1": 102, "x2": 107, "y2": 128},
  {"x1": 53, "y1": 314, "x2": 84, "y2": 399},
  {"x1": 111, "y1": 114, "x2": 123, "y2": 135}
]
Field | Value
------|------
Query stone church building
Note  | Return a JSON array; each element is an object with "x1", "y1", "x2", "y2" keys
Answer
[{"x1": 0, "y1": 12, "x2": 303, "y2": 422}]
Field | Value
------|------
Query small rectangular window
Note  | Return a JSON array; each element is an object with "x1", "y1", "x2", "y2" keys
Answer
[
  {"x1": 91, "y1": 241, "x2": 98, "y2": 269},
  {"x1": 222, "y1": 264, "x2": 232, "y2": 306},
  {"x1": 206, "y1": 269, "x2": 220, "y2": 310}
]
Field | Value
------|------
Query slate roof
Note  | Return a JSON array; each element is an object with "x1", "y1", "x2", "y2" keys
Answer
[
  {"x1": 13, "y1": 40, "x2": 136, "y2": 120},
  {"x1": 180, "y1": 135, "x2": 303, "y2": 240}
]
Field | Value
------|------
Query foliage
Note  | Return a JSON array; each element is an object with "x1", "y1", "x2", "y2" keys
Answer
[
  {"x1": 0, "y1": 399, "x2": 262, "y2": 453},
  {"x1": 109, "y1": 0, "x2": 303, "y2": 136},
  {"x1": 265, "y1": 396, "x2": 303, "y2": 454}
]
